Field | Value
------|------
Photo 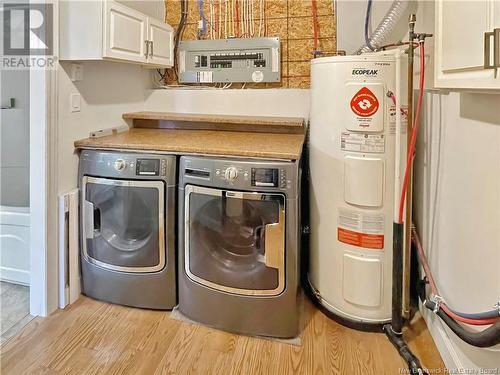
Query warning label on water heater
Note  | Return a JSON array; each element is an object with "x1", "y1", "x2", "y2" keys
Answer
[
  {"x1": 345, "y1": 82, "x2": 384, "y2": 132},
  {"x1": 350, "y1": 86, "x2": 380, "y2": 117},
  {"x1": 337, "y1": 209, "x2": 385, "y2": 250},
  {"x1": 388, "y1": 105, "x2": 408, "y2": 135},
  {"x1": 341, "y1": 132, "x2": 385, "y2": 153}
]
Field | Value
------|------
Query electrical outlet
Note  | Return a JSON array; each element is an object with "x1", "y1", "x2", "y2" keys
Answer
[
  {"x1": 70, "y1": 64, "x2": 84, "y2": 81},
  {"x1": 70, "y1": 93, "x2": 81, "y2": 112}
]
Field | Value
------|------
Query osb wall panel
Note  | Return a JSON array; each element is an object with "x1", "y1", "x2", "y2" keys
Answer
[{"x1": 165, "y1": 0, "x2": 337, "y2": 88}]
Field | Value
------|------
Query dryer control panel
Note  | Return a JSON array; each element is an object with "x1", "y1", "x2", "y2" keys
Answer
[
  {"x1": 251, "y1": 168, "x2": 282, "y2": 187},
  {"x1": 180, "y1": 156, "x2": 298, "y2": 196}
]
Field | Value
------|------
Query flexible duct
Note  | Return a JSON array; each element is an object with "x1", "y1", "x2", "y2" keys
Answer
[{"x1": 356, "y1": 0, "x2": 410, "y2": 54}]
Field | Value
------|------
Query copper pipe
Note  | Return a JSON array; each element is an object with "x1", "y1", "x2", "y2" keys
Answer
[{"x1": 402, "y1": 13, "x2": 416, "y2": 319}]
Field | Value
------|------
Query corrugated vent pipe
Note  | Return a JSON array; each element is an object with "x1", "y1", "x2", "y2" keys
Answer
[{"x1": 356, "y1": 0, "x2": 410, "y2": 54}]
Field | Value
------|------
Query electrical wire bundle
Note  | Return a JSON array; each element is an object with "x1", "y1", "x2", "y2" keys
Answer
[
  {"x1": 364, "y1": 0, "x2": 374, "y2": 51},
  {"x1": 157, "y1": 0, "x2": 189, "y2": 83},
  {"x1": 198, "y1": 0, "x2": 207, "y2": 39}
]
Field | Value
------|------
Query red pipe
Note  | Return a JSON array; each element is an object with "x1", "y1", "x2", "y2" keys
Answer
[
  {"x1": 235, "y1": 0, "x2": 240, "y2": 37},
  {"x1": 311, "y1": 0, "x2": 319, "y2": 53}
]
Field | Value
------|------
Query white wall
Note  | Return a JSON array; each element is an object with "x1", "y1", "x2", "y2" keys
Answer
[
  {"x1": 144, "y1": 88, "x2": 310, "y2": 118},
  {"x1": 57, "y1": 61, "x2": 151, "y2": 194}
]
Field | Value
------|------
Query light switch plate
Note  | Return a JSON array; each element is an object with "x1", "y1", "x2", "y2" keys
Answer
[
  {"x1": 70, "y1": 64, "x2": 83, "y2": 81},
  {"x1": 70, "y1": 93, "x2": 81, "y2": 112}
]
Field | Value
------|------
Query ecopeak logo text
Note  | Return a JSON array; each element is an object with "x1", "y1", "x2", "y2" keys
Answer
[
  {"x1": 2, "y1": 2, "x2": 56, "y2": 69},
  {"x1": 352, "y1": 68, "x2": 379, "y2": 76}
]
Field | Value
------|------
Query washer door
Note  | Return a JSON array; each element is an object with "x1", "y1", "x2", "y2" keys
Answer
[
  {"x1": 82, "y1": 176, "x2": 165, "y2": 273},
  {"x1": 185, "y1": 185, "x2": 285, "y2": 296}
]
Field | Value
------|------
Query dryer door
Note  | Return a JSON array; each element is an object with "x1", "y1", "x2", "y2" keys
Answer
[
  {"x1": 185, "y1": 185, "x2": 286, "y2": 296},
  {"x1": 81, "y1": 176, "x2": 165, "y2": 273}
]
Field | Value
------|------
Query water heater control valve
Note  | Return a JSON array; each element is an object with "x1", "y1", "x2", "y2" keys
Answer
[{"x1": 224, "y1": 167, "x2": 238, "y2": 181}]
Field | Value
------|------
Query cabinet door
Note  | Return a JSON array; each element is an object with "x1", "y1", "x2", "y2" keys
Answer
[
  {"x1": 103, "y1": 0, "x2": 148, "y2": 63},
  {"x1": 147, "y1": 18, "x2": 174, "y2": 67},
  {"x1": 435, "y1": 0, "x2": 500, "y2": 89}
]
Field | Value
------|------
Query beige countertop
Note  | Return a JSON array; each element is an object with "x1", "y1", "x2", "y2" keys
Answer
[
  {"x1": 74, "y1": 128, "x2": 305, "y2": 160},
  {"x1": 122, "y1": 111, "x2": 305, "y2": 129}
]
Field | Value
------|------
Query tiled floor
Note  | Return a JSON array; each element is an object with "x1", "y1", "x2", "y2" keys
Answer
[{"x1": 0, "y1": 281, "x2": 33, "y2": 345}]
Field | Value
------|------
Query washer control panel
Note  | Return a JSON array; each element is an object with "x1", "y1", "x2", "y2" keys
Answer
[{"x1": 79, "y1": 151, "x2": 176, "y2": 183}]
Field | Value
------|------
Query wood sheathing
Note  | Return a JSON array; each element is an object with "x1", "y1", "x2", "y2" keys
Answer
[{"x1": 164, "y1": 0, "x2": 337, "y2": 88}]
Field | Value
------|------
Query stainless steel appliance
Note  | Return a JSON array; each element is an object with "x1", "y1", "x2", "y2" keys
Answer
[
  {"x1": 178, "y1": 156, "x2": 301, "y2": 338},
  {"x1": 78, "y1": 150, "x2": 176, "y2": 309}
]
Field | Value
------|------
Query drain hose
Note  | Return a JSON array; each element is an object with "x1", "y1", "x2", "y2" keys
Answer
[
  {"x1": 356, "y1": 0, "x2": 410, "y2": 54},
  {"x1": 423, "y1": 300, "x2": 500, "y2": 348}
]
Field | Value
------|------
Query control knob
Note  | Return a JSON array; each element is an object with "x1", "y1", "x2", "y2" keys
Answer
[
  {"x1": 114, "y1": 159, "x2": 126, "y2": 171},
  {"x1": 224, "y1": 167, "x2": 238, "y2": 181}
]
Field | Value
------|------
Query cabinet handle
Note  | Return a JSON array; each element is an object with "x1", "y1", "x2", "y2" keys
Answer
[
  {"x1": 484, "y1": 28, "x2": 500, "y2": 69},
  {"x1": 495, "y1": 28, "x2": 500, "y2": 69},
  {"x1": 150, "y1": 41, "x2": 154, "y2": 57},
  {"x1": 145, "y1": 40, "x2": 149, "y2": 57}
]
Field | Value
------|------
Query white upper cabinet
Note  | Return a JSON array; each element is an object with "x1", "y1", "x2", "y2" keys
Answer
[
  {"x1": 104, "y1": 1, "x2": 148, "y2": 63},
  {"x1": 147, "y1": 18, "x2": 174, "y2": 67},
  {"x1": 60, "y1": 0, "x2": 173, "y2": 68},
  {"x1": 434, "y1": 0, "x2": 500, "y2": 89}
]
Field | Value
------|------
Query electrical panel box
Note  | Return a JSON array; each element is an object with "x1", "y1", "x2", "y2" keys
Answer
[{"x1": 178, "y1": 37, "x2": 281, "y2": 84}]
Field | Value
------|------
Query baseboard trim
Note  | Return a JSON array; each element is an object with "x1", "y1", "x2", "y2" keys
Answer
[{"x1": 421, "y1": 306, "x2": 464, "y2": 371}]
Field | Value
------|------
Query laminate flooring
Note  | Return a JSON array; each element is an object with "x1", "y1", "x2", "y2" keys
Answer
[{"x1": 0, "y1": 296, "x2": 445, "y2": 374}]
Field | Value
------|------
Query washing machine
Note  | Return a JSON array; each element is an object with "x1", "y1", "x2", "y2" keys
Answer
[
  {"x1": 178, "y1": 156, "x2": 301, "y2": 338},
  {"x1": 78, "y1": 150, "x2": 177, "y2": 309}
]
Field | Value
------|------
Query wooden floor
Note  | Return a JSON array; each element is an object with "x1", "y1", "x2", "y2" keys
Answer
[{"x1": 0, "y1": 296, "x2": 445, "y2": 374}]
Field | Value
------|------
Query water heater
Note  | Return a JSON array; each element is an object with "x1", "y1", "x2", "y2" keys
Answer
[{"x1": 308, "y1": 51, "x2": 408, "y2": 327}]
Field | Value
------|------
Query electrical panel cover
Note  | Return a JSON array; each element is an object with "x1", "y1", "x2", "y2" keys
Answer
[{"x1": 178, "y1": 37, "x2": 281, "y2": 84}]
